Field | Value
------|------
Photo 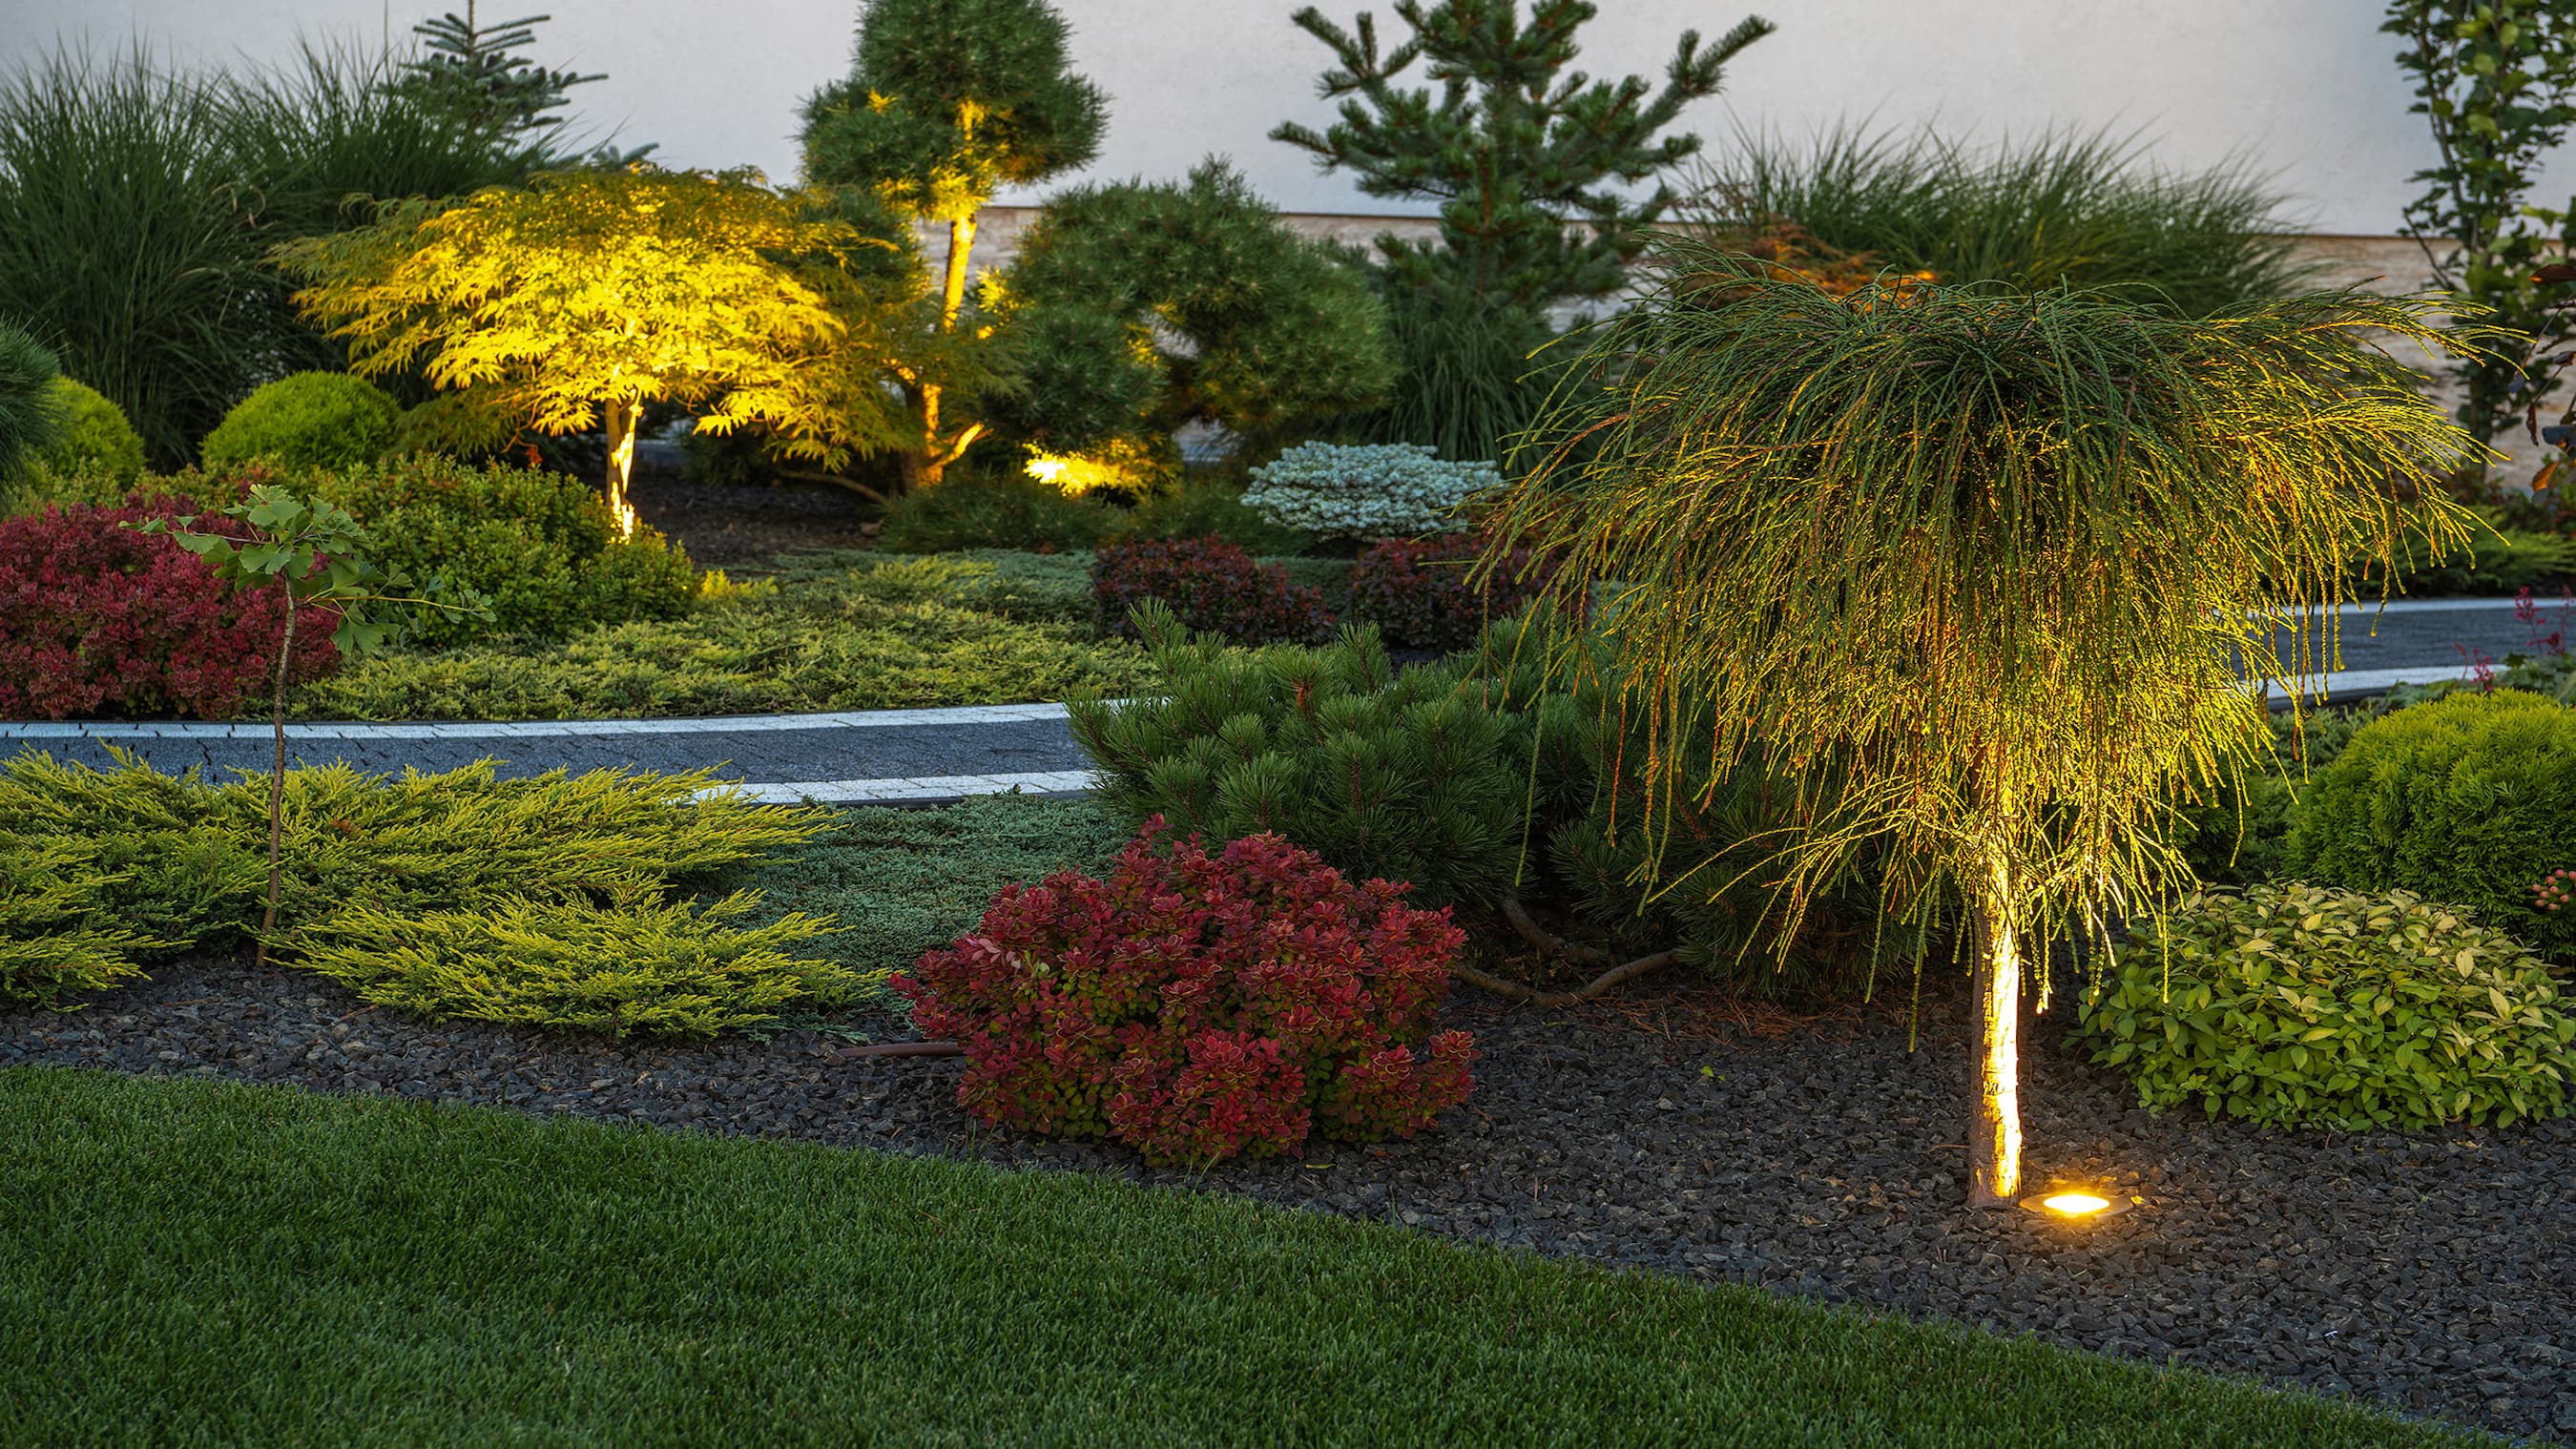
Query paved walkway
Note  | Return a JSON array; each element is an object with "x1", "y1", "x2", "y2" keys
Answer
[{"x1": 0, "y1": 597, "x2": 2555, "y2": 803}]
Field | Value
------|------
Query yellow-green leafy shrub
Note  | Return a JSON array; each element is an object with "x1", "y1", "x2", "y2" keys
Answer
[
  {"x1": 297, "y1": 893, "x2": 848, "y2": 1038},
  {"x1": 2080, "y1": 882, "x2": 2576, "y2": 1129}
]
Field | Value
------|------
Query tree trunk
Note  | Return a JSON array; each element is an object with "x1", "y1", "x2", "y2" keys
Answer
[
  {"x1": 1966, "y1": 874, "x2": 2025, "y2": 1208},
  {"x1": 603, "y1": 399, "x2": 639, "y2": 538},
  {"x1": 256, "y1": 590, "x2": 296, "y2": 968},
  {"x1": 910, "y1": 211, "x2": 982, "y2": 491}
]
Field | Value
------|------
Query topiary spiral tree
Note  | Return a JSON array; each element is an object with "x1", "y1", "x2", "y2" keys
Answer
[
  {"x1": 800, "y1": 0, "x2": 1106, "y2": 488},
  {"x1": 1492, "y1": 243, "x2": 2485, "y2": 1206}
]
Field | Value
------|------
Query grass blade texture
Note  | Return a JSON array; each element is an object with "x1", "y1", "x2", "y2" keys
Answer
[
  {"x1": 0, "y1": 1069, "x2": 2497, "y2": 1447},
  {"x1": 1693, "y1": 124, "x2": 2313, "y2": 317}
]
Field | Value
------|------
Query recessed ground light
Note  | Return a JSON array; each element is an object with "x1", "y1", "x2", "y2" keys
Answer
[{"x1": 2020, "y1": 1189, "x2": 2138, "y2": 1220}]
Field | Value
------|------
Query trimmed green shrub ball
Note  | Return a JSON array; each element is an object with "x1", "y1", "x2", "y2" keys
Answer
[
  {"x1": 33, "y1": 377, "x2": 145, "y2": 484},
  {"x1": 200, "y1": 372, "x2": 401, "y2": 471},
  {"x1": 2282, "y1": 689, "x2": 2576, "y2": 959},
  {"x1": 2080, "y1": 882, "x2": 2576, "y2": 1129}
]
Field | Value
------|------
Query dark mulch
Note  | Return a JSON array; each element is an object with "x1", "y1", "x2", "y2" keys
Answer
[
  {"x1": 6, "y1": 955, "x2": 2570, "y2": 1443},
  {"x1": 628, "y1": 463, "x2": 878, "y2": 569}
]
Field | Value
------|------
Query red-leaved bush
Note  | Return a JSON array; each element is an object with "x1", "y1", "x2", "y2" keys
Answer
[
  {"x1": 1091, "y1": 535, "x2": 1336, "y2": 646},
  {"x1": 1348, "y1": 532, "x2": 1558, "y2": 652},
  {"x1": 0, "y1": 501, "x2": 338, "y2": 719},
  {"x1": 895, "y1": 821, "x2": 1476, "y2": 1164}
]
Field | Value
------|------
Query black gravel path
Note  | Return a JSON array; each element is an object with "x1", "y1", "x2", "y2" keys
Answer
[
  {"x1": 0, "y1": 714, "x2": 1092, "y2": 787},
  {"x1": 7, "y1": 955, "x2": 2566, "y2": 1442}
]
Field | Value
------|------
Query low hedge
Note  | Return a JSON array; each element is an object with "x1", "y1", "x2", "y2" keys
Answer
[{"x1": 2281, "y1": 689, "x2": 2576, "y2": 959}]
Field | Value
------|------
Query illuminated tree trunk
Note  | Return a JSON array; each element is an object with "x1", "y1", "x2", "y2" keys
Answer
[
  {"x1": 1967, "y1": 863, "x2": 2025, "y2": 1208},
  {"x1": 602, "y1": 398, "x2": 639, "y2": 539},
  {"x1": 907, "y1": 211, "x2": 983, "y2": 491}
]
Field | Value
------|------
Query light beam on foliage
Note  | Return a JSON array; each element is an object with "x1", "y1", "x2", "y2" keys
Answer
[{"x1": 1493, "y1": 243, "x2": 2489, "y2": 1206}]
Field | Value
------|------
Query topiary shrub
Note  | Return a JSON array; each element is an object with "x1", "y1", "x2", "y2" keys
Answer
[
  {"x1": 895, "y1": 821, "x2": 1475, "y2": 1165},
  {"x1": 27, "y1": 378, "x2": 144, "y2": 485},
  {"x1": 876, "y1": 469, "x2": 1117, "y2": 554},
  {"x1": 2080, "y1": 882, "x2": 2576, "y2": 1129},
  {"x1": 0, "y1": 500, "x2": 338, "y2": 719},
  {"x1": 1241, "y1": 442, "x2": 1500, "y2": 541},
  {"x1": 1091, "y1": 536, "x2": 1335, "y2": 646},
  {"x1": 301, "y1": 455, "x2": 695, "y2": 644},
  {"x1": 1071, "y1": 603, "x2": 1525, "y2": 909},
  {"x1": 1348, "y1": 532, "x2": 1555, "y2": 652},
  {"x1": 198, "y1": 371, "x2": 400, "y2": 471},
  {"x1": 2282, "y1": 689, "x2": 2576, "y2": 959}
]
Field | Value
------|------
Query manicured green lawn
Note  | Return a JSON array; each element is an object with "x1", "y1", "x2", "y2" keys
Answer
[{"x1": 0, "y1": 1069, "x2": 2489, "y2": 1447}]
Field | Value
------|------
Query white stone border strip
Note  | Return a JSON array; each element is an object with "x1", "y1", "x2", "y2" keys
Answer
[
  {"x1": 0, "y1": 701, "x2": 1074, "y2": 741},
  {"x1": 2262, "y1": 665, "x2": 2481, "y2": 700},
  {"x1": 717, "y1": 769, "x2": 1099, "y2": 805}
]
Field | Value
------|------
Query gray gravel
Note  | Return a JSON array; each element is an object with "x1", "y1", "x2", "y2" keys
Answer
[{"x1": 5, "y1": 954, "x2": 2566, "y2": 1442}]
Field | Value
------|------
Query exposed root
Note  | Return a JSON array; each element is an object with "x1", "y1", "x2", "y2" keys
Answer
[{"x1": 1452, "y1": 951, "x2": 1683, "y2": 1009}]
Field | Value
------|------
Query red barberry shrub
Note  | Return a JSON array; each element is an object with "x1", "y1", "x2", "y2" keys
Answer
[
  {"x1": 895, "y1": 821, "x2": 1477, "y2": 1164},
  {"x1": 0, "y1": 501, "x2": 338, "y2": 719},
  {"x1": 1091, "y1": 535, "x2": 1336, "y2": 646},
  {"x1": 1348, "y1": 532, "x2": 1559, "y2": 652}
]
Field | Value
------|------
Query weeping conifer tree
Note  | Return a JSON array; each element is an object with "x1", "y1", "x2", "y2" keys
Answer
[{"x1": 1492, "y1": 243, "x2": 2484, "y2": 1206}]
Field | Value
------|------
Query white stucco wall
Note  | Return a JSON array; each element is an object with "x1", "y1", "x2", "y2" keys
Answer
[{"x1": 9, "y1": 0, "x2": 2574, "y2": 238}]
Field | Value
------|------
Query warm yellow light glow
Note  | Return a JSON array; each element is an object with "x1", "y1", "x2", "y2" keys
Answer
[
  {"x1": 2041, "y1": 1191, "x2": 2111, "y2": 1216},
  {"x1": 1025, "y1": 455, "x2": 1067, "y2": 484}
]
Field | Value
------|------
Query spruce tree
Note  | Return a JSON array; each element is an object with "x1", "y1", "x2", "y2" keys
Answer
[
  {"x1": 1272, "y1": 0, "x2": 1774, "y2": 313},
  {"x1": 800, "y1": 0, "x2": 1106, "y2": 488}
]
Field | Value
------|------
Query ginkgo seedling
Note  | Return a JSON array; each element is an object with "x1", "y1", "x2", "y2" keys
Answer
[{"x1": 135, "y1": 486, "x2": 492, "y2": 956}]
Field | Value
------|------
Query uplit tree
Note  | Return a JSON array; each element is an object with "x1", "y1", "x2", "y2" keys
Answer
[
  {"x1": 800, "y1": 0, "x2": 1106, "y2": 487},
  {"x1": 273, "y1": 165, "x2": 904, "y2": 535},
  {"x1": 1496, "y1": 246, "x2": 2483, "y2": 1206}
]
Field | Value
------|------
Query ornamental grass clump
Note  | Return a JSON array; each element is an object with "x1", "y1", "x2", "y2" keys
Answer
[
  {"x1": 2081, "y1": 882, "x2": 2576, "y2": 1129},
  {"x1": 896, "y1": 822, "x2": 1475, "y2": 1166},
  {"x1": 1495, "y1": 241, "x2": 2483, "y2": 1203},
  {"x1": 1242, "y1": 442, "x2": 1500, "y2": 540}
]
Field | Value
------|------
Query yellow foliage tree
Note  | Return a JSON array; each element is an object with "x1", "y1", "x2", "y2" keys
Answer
[{"x1": 273, "y1": 164, "x2": 906, "y2": 534}]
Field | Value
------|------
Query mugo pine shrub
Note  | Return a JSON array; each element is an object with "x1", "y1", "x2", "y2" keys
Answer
[
  {"x1": 0, "y1": 501, "x2": 336, "y2": 719},
  {"x1": 1242, "y1": 442, "x2": 1500, "y2": 541},
  {"x1": 2080, "y1": 882, "x2": 2576, "y2": 1129},
  {"x1": 1070, "y1": 602, "x2": 1525, "y2": 908},
  {"x1": 2283, "y1": 689, "x2": 2576, "y2": 960},
  {"x1": 26, "y1": 378, "x2": 145, "y2": 486},
  {"x1": 198, "y1": 372, "x2": 401, "y2": 472},
  {"x1": 1091, "y1": 535, "x2": 1335, "y2": 646},
  {"x1": 897, "y1": 821, "x2": 1475, "y2": 1165}
]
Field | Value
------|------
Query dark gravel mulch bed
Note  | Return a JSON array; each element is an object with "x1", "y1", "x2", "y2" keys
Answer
[
  {"x1": 628, "y1": 464, "x2": 878, "y2": 569},
  {"x1": 6, "y1": 955, "x2": 2570, "y2": 1443}
]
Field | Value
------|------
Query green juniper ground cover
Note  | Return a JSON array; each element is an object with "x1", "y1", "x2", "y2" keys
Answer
[{"x1": 0, "y1": 1068, "x2": 2498, "y2": 1449}]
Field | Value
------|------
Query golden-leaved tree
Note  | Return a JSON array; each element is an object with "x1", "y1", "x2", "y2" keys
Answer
[
  {"x1": 274, "y1": 164, "x2": 911, "y2": 534},
  {"x1": 1497, "y1": 244, "x2": 2484, "y2": 1206}
]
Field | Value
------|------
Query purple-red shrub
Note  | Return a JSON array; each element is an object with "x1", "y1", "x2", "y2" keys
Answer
[
  {"x1": 1091, "y1": 535, "x2": 1336, "y2": 646},
  {"x1": 1348, "y1": 532, "x2": 1558, "y2": 652},
  {"x1": 895, "y1": 821, "x2": 1476, "y2": 1165},
  {"x1": 0, "y1": 501, "x2": 338, "y2": 720}
]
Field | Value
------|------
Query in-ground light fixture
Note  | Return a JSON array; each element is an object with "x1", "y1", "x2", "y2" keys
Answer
[{"x1": 2019, "y1": 1188, "x2": 2138, "y2": 1221}]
